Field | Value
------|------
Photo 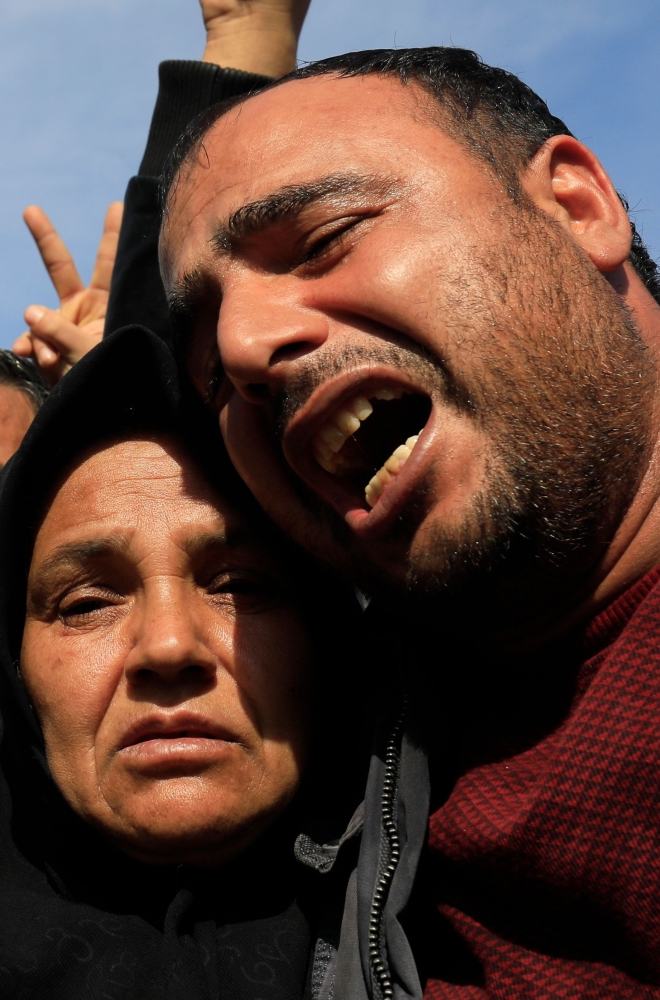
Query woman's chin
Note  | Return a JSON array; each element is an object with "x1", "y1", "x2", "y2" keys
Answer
[{"x1": 91, "y1": 794, "x2": 285, "y2": 867}]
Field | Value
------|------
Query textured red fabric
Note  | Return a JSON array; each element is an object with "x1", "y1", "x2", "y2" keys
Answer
[{"x1": 425, "y1": 567, "x2": 660, "y2": 998}]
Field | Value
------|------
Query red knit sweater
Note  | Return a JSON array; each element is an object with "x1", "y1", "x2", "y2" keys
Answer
[{"x1": 425, "y1": 567, "x2": 660, "y2": 998}]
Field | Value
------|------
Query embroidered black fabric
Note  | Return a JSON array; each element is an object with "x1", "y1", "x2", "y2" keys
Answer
[{"x1": 0, "y1": 327, "x2": 363, "y2": 1000}]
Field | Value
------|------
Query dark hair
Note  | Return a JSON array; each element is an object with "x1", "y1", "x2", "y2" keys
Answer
[
  {"x1": 0, "y1": 351, "x2": 49, "y2": 412},
  {"x1": 162, "y1": 46, "x2": 660, "y2": 305}
]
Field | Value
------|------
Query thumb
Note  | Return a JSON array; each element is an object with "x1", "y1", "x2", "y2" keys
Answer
[
  {"x1": 12, "y1": 331, "x2": 35, "y2": 358},
  {"x1": 29, "y1": 334, "x2": 60, "y2": 370}
]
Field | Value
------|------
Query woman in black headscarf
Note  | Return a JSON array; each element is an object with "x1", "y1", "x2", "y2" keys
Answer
[{"x1": 0, "y1": 326, "x2": 368, "y2": 1000}]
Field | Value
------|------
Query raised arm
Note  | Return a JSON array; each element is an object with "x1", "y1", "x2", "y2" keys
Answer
[
  {"x1": 104, "y1": 0, "x2": 312, "y2": 344},
  {"x1": 200, "y1": 0, "x2": 311, "y2": 77}
]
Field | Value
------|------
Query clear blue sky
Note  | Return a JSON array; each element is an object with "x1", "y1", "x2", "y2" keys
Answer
[{"x1": 1, "y1": 0, "x2": 658, "y2": 347}]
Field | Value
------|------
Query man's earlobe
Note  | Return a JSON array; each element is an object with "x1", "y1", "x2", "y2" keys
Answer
[{"x1": 522, "y1": 134, "x2": 631, "y2": 273}]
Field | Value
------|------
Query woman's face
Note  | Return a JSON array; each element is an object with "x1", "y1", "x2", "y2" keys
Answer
[{"x1": 20, "y1": 438, "x2": 313, "y2": 867}]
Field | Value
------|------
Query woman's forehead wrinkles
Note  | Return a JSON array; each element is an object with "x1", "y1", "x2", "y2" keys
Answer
[
  {"x1": 33, "y1": 523, "x2": 251, "y2": 575},
  {"x1": 35, "y1": 445, "x2": 246, "y2": 556}
]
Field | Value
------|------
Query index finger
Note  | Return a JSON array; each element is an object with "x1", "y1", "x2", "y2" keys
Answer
[{"x1": 23, "y1": 205, "x2": 84, "y2": 303}]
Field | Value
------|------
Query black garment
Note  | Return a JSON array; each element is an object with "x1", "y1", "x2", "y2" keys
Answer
[
  {"x1": 103, "y1": 62, "x2": 432, "y2": 999},
  {"x1": 0, "y1": 327, "x2": 369, "y2": 999},
  {"x1": 105, "y1": 61, "x2": 272, "y2": 346}
]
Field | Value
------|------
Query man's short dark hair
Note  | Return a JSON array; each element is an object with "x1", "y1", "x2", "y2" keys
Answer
[
  {"x1": 0, "y1": 351, "x2": 49, "y2": 412},
  {"x1": 162, "y1": 46, "x2": 660, "y2": 306}
]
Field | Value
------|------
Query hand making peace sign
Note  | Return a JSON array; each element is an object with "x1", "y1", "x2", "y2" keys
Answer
[{"x1": 13, "y1": 202, "x2": 123, "y2": 385}]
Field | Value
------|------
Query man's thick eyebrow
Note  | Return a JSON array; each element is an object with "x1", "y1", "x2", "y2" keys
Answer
[
  {"x1": 210, "y1": 173, "x2": 399, "y2": 253},
  {"x1": 169, "y1": 175, "x2": 400, "y2": 321}
]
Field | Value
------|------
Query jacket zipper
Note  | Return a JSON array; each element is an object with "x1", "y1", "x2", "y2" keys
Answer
[{"x1": 368, "y1": 699, "x2": 407, "y2": 1000}]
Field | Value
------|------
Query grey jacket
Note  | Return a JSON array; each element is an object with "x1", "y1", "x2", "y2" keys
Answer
[{"x1": 297, "y1": 702, "x2": 430, "y2": 1000}]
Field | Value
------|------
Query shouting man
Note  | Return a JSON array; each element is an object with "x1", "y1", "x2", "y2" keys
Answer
[
  {"x1": 155, "y1": 45, "x2": 660, "y2": 998},
  {"x1": 160, "y1": 50, "x2": 660, "y2": 636}
]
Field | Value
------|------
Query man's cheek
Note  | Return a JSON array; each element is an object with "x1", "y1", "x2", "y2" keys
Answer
[
  {"x1": 221, "y1": 397, "x2": 267, "y2": 483},
  {"x1": 221, "y1": 396, "x2": 302, "y2": 512}
]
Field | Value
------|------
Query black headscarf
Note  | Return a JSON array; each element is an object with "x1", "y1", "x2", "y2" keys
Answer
[{"x1": 0, "y1": 327, "x2": 366, "y2": 1000}]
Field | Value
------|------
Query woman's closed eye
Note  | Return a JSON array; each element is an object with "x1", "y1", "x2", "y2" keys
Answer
[
  {"x1": 206, "y1": 571, "x2": 285, "y2": 613},
  {"x1": 58, "y1": 588, "x2": 123, "y2": 627}
]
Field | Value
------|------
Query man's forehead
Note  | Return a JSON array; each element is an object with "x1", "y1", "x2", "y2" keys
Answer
[
  {"x1": 163, "y1": 74, "x2": 473, "y2": 266},
  {"x1": 216, "y1": 73, "x2": 419, "y2": 139},
  {"x1": 185, "y1": 77, "x2": 427, "y2": 202},
  {"x1": 222, "y1": 72, "x2": 420, "y2": 128}
]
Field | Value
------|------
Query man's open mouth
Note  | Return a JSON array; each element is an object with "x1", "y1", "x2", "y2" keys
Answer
[{"x1": 301, "y1": 383, "x2": 433, "y2": 512}]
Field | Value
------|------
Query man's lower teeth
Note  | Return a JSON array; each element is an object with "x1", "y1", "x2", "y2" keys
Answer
[{"x1": 365, "y1": 434, "x2": 419, "y2": 508}]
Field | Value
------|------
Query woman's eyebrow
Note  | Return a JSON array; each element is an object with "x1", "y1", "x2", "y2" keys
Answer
[
  {"x1": 182, "y1": 529, "x2": 254, "y2": 559},
  {"x1": 27, "y1": 536, "x2": 131, "y2": 612},
  {"x1": 35, "y1": 536, "x2": 131, "y2": 580}
]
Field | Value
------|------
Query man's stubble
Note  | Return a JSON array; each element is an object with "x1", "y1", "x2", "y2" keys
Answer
[
  {"x1": 262, "y1": 197, "x2": 656, "y2": 626},
  {"x1": 407, "y1": 201, "x2": 655, "y2": 632}
]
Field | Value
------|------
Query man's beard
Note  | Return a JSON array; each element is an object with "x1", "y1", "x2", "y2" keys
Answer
[
  {"x1": 410, "y1": 212, "x2": 654, "y2": 624},
  {"x1": 271, "y1": 201, "x2": 656, "y2": 626}
]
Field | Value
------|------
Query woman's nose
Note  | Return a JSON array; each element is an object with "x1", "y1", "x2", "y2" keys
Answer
[
  {"x1": 218, "y1": 281, "x2": 328, "y2": 402},
  {"x1": 123, "y1": 586, "x2": 217, "y2": 688}
]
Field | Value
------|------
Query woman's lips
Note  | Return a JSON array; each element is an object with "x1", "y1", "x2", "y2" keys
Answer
[
  {"x1": 116, "y1": 714, "x2": 242, "y2": 771},
  {"x1": 118, "y1": 736, "x2": 237, "y2": 772}
]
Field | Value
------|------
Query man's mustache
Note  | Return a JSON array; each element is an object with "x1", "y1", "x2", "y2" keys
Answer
[{"x1": 269, "y1": 342, "x2": 455, "y2": 441}]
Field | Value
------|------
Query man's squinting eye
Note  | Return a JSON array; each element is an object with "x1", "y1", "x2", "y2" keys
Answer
[{"x1": 295, "y1": 215, "x2": 371, "y2": 274}]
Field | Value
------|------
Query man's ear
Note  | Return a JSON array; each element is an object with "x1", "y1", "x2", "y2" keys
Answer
[{"x1": 522, "y1": 135, "x2": 631, "y2": 273}]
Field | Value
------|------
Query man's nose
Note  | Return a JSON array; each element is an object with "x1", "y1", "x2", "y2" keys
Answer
[
  {"x1": 218, "y1": 281, "x2": 328, "y2": 402},
  {"x1": 123, "y1": 586, "x2": 217, "y2": 689}
]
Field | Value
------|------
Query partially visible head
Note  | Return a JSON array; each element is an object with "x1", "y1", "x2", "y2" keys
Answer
[
  {"x1": 20, "y1": 434, "x2": 314, "y2": 867},
  {"x1": 0, "y1": 351, "x2": 48, "y2": 470},
  {"x1": 160, "y1": 48, "x2": 660, "y2": 630}
]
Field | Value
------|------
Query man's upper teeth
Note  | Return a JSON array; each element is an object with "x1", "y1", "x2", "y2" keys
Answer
[
  {"x1": 335, "y1": 410, "x2": 361, "y2": 437},
  {"x1": 372, "y1": 388, "x2": 402, "y2": 401},
  {"x1": 312, "y1": 394, "x2": 372, "y2": 472},
  {"x1": 318, "y1": 424, "x2": 347, "y2": 453},
  {"x1": 311, "y1": 389, "x2": 404, "y2": 474},
  {"x1": 310, "y1": 387, "x2": 423, "y2": 506},
  {"x1": 351, "y1": 395, "x2": 374, "y2": 420}
]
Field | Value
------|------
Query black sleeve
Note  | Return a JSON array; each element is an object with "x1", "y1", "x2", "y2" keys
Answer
[{"x1": 105, "y1": 60, "x2": 272, "y2": 346}]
